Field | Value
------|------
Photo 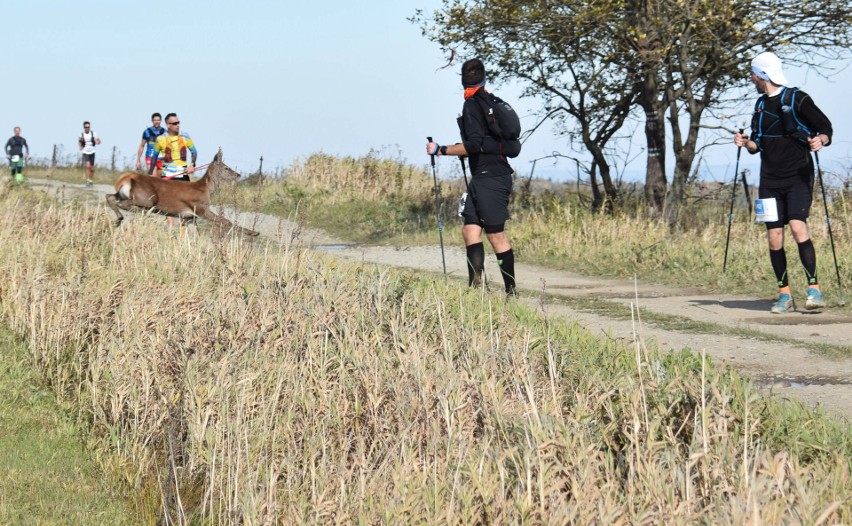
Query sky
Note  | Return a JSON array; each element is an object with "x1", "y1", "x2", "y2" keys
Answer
[{"x1": 5, "y1": 1, "x2": 851, "y2": 184}]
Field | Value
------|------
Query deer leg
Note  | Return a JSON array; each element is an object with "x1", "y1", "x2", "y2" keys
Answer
[
  {"x1": 105, "y1": 193, "x2": 127, "y2": 226},
  {"x1": 200, "y1": 209, "x2": 259, "y2": 237}
]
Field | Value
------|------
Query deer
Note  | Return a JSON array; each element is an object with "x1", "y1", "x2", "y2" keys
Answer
[{"x1": 105, "y1": 149, "x2": 259, "y2": 236}]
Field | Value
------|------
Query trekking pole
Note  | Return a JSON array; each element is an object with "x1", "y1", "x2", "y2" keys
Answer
[
  {"x1": 723, "y1": 128, "x2": 744, "y2": 274},
  {"x1": 428, "y1": 137, "x2": 447, "y2": 275},
  {"x1": 813, "y1": 148, "x2": 843, "y2": 291}
]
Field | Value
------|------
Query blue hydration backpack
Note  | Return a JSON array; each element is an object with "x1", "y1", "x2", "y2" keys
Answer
[{"x1": 753, "y1": 87, "x2": 812, "y2": 150}]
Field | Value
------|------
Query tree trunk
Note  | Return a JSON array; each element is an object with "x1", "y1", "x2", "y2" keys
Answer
[
  {"x1": 638, "y1": 74, "x2": 667, "y2": 217},
  {"x1": 588, "y1": 162, "x2": 603, "y2": 211},
  {"x1": 665, "y1": 71, "x2": 714, "y2": 227},
  {"x1": 584, "y1": 140, "x2": 618, "y2": 213}
]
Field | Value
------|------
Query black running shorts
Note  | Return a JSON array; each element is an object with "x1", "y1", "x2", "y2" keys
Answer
[
  {"x1": 461, "y1": 173, "x2": 512, "y2": 232},
  {"x1": 82, "y1": 153, "x2": 96, "y2": 165},
  {"x1": 758, "y1": 177, "x2": 813, "y2": 230}
]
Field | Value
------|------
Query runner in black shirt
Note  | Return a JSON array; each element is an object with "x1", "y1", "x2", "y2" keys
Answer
[
  {"x1": 734, "y1": 51, "x2": 833, "y2": 313},
  {"x1": 426, "y1": 58, "x2": 518, "y2": 296},
  {"x1": 5, "y1": 127, "x2": 29, "y2": 183}
]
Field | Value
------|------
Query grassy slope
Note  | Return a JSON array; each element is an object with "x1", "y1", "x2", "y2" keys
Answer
[
  {"x1": 0, "y1": 329, "x2": 131, "y2": 525},
  {"x1": 0, "y1": 184, "x2": 849, "y2": 523},
  {"x1": 11, "y1": 158, "x2": 852, "y2": 523}
]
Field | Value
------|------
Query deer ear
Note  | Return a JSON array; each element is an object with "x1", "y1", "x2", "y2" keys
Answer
[{"x1": 215, "y1": 148, "x2": 223, "y2": 161}]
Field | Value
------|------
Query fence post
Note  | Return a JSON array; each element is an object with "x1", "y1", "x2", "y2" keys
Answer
[
  {"x1": 50, "y1": 144, "x2": 58, "y2": 176},
  {"x1": 258, "y1": 156, "x2": 264, "y2": 185},
  {"x1": 110, "y1": 146, "x2": 117, "y2": 172}
]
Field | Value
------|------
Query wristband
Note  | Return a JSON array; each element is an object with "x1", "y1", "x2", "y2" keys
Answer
[{"x1": 440, "y1": 145, "x2": 448, "y2": 156}]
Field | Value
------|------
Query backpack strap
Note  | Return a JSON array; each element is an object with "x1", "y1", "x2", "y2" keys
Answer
[
  {"x1": 471, "y1": 90, "x2": 494, "y2": 134},
  {"x1": 782, "y1": 87, "x2": 813, "y2": 137}
]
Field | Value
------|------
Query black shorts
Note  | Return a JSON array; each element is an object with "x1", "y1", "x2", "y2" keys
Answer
[
  {"x1": 461, "y1": 173, "x2": 512, "y2": 232},
  {"x1": 82, "y1": 153, "x2": 95, "y2": 165},
  {"x1": 758, "y1": 178, "x2": 813, "y2": 230}
]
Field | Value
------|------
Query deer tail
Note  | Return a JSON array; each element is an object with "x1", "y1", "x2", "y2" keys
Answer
[{"x1": 117, "y1": 179, "x2": 133, "y2": 200}]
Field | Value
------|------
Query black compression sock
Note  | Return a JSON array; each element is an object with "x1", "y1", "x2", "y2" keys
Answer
[
  {"x1": 466, "y1": 242, "x2": 485, "y2": 287},
  {"x1": 797, "y1": 239, "x2": 818, "y2": 286},
  {"x1": 769, "y1": 248, "x2": 788, "y2": 288},
  {"x1": 495, "y1": 249, "x2": 516, "y2": 294}
]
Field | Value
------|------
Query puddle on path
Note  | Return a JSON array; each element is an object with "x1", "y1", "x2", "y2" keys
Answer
[
  {"x1": 747, "y1": 316, "x2": 852, "y2": 326},
  {"x1": 315, "y1": 244, "x2": 353, "y2": 250},
  {"x1": 751, "y1": 373, "x2": 852, "y2": 389}
]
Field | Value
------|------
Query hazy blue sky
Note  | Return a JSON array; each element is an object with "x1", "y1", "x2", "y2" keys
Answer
[{"x1": 6, "y1": 1, "x2": 850, "y2": 183}]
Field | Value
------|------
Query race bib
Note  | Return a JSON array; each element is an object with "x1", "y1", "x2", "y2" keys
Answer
[
  {"x1": 82, "y1": 146, "x2": 95, "y2": 155},
  {"x1": 10, "y1": 155, "x2": 20, "y2": 163},
  {"x1": 755, "y1": 198, "x2": 779, "y2": 223}
]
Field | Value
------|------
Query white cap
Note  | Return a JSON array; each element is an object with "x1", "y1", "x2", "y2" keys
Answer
[{"x1": 751, "y1": 51, "x2": 788, "y2": 86}]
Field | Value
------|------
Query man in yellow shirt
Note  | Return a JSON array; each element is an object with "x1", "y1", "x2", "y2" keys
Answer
[{"x1": 149, "y1": 113, "x2": 197, "y2": 181}]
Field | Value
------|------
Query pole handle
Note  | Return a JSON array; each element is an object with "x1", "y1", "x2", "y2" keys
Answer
[{"x1": 735, "y1": 128, "x2": 745, "y2": 161}]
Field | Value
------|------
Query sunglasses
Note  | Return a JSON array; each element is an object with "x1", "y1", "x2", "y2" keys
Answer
[{"x1": 168, "y1": 121, "x2": 180, "y2": 125}]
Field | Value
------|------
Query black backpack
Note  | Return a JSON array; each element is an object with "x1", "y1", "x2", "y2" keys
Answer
[{"x1": 474, "y1": 90, "x2": 522, "y2": 157}]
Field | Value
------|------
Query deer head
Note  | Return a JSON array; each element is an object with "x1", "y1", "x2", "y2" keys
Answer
[{"x1": 206, "y1": 148, "x2": 241, "y2": 195}]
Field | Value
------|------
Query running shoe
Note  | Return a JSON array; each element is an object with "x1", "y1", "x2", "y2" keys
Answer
[
  {"x1": 85, "y1": 180, "x2": 93, "y2": 187},
  {"x1": 805, "y1": 287, "x2": 826, "y2": 310},
  {"x1": 770, "y1": 293, "x2": 794, "y2": 314}
]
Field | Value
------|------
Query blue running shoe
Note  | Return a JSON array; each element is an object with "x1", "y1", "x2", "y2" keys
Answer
[
  {"x1": 805, "y1": 287, "x2": 826, "y2": 310},
  {"x1": 770, "y1": 293, "x2": 794, "y2": 314}
]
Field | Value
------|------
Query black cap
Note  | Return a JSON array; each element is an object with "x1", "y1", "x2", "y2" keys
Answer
[{"x1": 461, "y1": 58, "x2": 486, "y2": 88}]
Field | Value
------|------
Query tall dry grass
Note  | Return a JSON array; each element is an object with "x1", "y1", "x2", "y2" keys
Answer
[{"x1": 0, "y1": 180, "x2": 850, "y2": 524}]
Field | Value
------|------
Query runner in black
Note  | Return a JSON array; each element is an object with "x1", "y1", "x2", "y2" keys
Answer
[
  {"x1": 733, "y1": 51, "x2": 833, "y2": 313},
  {"x1": 427, "y1": 58, "x2": 519, "y2": 296},
  {"x1": 5, "y1": 127, "x2": 29, "y2": 183}
]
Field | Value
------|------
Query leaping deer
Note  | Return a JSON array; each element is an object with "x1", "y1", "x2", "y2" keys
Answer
[{"x1": 105, "y1": 149, "x2": 259, "y2": 236}]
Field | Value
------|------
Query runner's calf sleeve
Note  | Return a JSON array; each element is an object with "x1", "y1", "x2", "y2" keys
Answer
[
  {"x1": 797, "y1": 239, "x2": 818, "y2": 285},
  {"x1": 495, "y1": 249, "x2": 516, "y2": 293},
  {"x1": 466, "y1": 242, "x2": 485, "y2": 287},
  {"x1": 769, "y1": 248, "x2": 788, "y2": 288}
]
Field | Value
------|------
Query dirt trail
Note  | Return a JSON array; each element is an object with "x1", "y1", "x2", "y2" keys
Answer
[{"x1": 31, "y1": 178, "x2": 852, "y2": 419}]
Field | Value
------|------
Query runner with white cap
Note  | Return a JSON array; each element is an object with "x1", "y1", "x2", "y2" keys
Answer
[{"x1": 733, "y1": 51, "x2": 833, "y2": 313}]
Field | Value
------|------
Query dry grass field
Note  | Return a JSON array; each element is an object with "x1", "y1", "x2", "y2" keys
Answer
[{"x1": 0, "y1": 177, "x2": 850, "y2": 524}]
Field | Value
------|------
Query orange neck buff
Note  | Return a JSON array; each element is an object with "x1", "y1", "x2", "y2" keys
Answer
[{"x1": 464, "y1": 85, "x2": 486, "y2": 100}]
